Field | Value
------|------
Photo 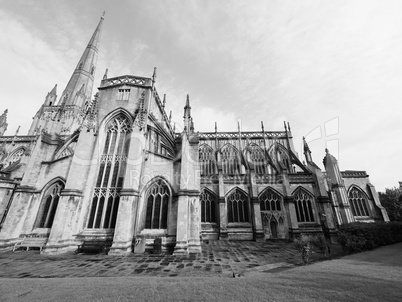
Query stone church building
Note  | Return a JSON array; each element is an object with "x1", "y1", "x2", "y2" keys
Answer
[{"x1": 0, "y1": 15, "x2": 389, "y2": 255}]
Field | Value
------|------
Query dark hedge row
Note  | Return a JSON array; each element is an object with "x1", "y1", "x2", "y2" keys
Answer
[{"x1": 338, "y1": 221, "x2": 402, "y2": 254}]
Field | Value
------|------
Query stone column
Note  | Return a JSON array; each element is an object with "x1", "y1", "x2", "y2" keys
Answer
[
  {"x1": 109, "y1": 128, "x2": 146, "y2": 255},
  {"x1": 218, "y1": 196, "x2": 228, "y2": 240},
  {"x1": 108, "y1": 190, "x2": 139, "y2": 255},
  {"x1": 251, "y1": 196, "x2": 264, "y2": 241}
]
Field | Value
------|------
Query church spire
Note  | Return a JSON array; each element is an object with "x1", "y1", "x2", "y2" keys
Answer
[{"x1": 58, "y1": 13, "x2": 104, "y2": 107}]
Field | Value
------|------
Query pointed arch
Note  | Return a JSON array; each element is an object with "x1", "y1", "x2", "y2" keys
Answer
[
  {"x1": 347, "y1": 185, "x2": 370, "y2": 217},
  {"x1": 244, "y1": 143, "x2": 271, "y2": 174},
  {"x1": 199, "y1": 144, "x2": 217, "y2": 176},
  {"x1": 226, "y1": 187, "x2": 250, "y2": 223},
  {"x1": 87, "y1": 112, "x2": 132, "y2": 229},
  {"x1": 258, "y1": 187, "x2": 283, "y2": 211},
  {"x1": 292, "y1": 187, "x2": 315, "y2": 222},
  {"x1": 143, "y1": 177, "x2": 172, "y2": 229},
  {"x1": 34, "y1": 177, "x2": 65, "y2": 229},
  {"x1": 219, "y1": 143, "x2": 242, "y2": 175},
  {"x1": 200, "y1": 187, "x2": 218, "y2": 223}
]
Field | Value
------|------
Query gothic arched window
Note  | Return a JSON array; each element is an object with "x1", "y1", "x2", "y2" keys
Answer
[
  {"x1": 145, "y1": 179, "x2": 170, "y2": 229},
  {"x1": 259, "y1": 188, "x2": 281, "y2": 211},
  {"x1": 199, "y1": 145, "x2": 217, "y2": 176},
  {"x1": 227, "y1": 189, "x2": 249, "y2": 223},
  {"x1": 349, "y1": 187, "x2": 370, "y2": 217},
  {"x1": 88, "y1": 116, "x2": 131, "y2": 229},
  {"x1": 35, "y1": 181, "x2": 64, "y2": 228},
  {"x1": 294, "y1": 189, "x2": 315, "y2": 222},
  {"x1": 200, "y1": 188, "x2": 218, "y2": 223},
  {"x1": 246, "y1": 144, "x2": 267, "y2": 174},
  {"x1": 221, "y1": 144, "x2": 241, "y2": 175}
]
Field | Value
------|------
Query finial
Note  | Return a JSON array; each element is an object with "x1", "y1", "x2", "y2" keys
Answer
[
  {"x1": 102, "y1": 11, "x2": 106, "y2": 19},
  {"x1": 261, "y1": 121, "x2": 265, "y2": 132},
  {"x1": 185, "y1": 94, "x2": 190, "y2": 108},
  {"x1": 190, "y1": 117, "x2": 194, "y2": 131},
  {"x1": 152, "y1": 67, "x2": 157, "y2": 84},
  {"x1": 284, "y1": 121, "x2": 287, "y2": 131},
  {"x1": 237, "y1": 120, "x2": 241, "y2": 133},
  {"x1": 169, "y1": 110, "x2": 172, "y2": 123},
  {"x1": 173, "y1": 123, "x2": 176, "y2": 133},
  {"x1": 215, "y1": 122, "x2": 217, "y2": 133},
  {"x1": 287, "y1": 122, "x2": 291, "y2": 131},
  {"x1": 15, "y1": 125, "x2": 20, "y2": 136},
  {"x1": 325, "y1": 148, "x2": 329, "y2": 154},
  {"x1": 103, "y1": 68, "x2": 108, "y2": 80},
  {"x1": 163, "y1": 94, "x2": 166, "y2": 108}
]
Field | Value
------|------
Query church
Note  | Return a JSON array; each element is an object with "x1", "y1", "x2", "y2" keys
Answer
[{"x1": 0, "y1": 15, "x2": 389, "y2": 255}]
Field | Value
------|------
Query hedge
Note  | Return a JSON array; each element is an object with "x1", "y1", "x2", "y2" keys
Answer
[{"x1": 337, "y1": 221, "x2": 402, "y2": 254}]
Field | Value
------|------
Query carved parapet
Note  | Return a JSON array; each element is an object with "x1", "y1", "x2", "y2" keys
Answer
[
  {"x1": 100, "y1": 75, "x2": 152, "y2": 89},
  {"x1": 341, "y1": 170, "x2": 368, "y2": 178},
  {"x1": 198, "y1": 131, "x2": 287, "y2": 141}
]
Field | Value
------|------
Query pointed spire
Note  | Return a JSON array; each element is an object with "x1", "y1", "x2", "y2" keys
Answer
[
  {"x1": 11, "y1": 125, "x2": 20, "y2": 146},
  {"x1": 303, "y1": 137, "x2": 313, "y2": 163},
  {"x1": 103, "y1": 68, "x2": 108, "y2": 80},
  {"x1": 283, "y1": 121, "x2": 288, "y2": 131},
  {"x1": 49, "y1": 84, "x2": 57, "y2": 95},
  {"x1": 183, "y1": 94, "x2": 192, "y2": 132},
  {"x1": 162, "y1": 94, "x2": 166, "y2": 108},
  {"x1": 152, "y1": 67, "x2": 157, "y2": 87},
  {"x1": 58, "y1": 13, "x2": 104, "y2": 107},
  {"x1": 169, "y1": 110, "x2": 172, "y2": 123},
  {"x1": 214, "y1": 122, "x2": 217, "y2": 133},
  {"x1": 44, "y1": 84, "x2": 57, "y2": 106},
  {"x1": 287, "y1": 122, "x2": 291, "y2": 132},
  {"x1": 0, "y1": 109, "x2": 8, "y2": 136},
  {"x1": 261, "y1": 121, "x2": 265, "y2": 133}
]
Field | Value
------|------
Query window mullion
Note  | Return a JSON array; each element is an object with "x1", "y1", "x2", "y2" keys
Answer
[{"x1": 43, "y1": 194, "x2": 56, "y2": 228}]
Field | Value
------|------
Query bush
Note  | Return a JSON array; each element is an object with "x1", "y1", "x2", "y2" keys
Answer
[
  {"x1": 312, "y1": 234, "x2": 330, "y2": 258},
  {"x1": 337, "y1": 221, "x2": 402, "y2": 254},
  {"x1": 294, "y1": 235, "x2": 315, "y2": 264}
]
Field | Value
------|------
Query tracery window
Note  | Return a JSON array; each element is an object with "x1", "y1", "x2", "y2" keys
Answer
[
  {"x1": 145, "y1": 179, "x2": 169, "y2": 229},
  {"x1": 227, "y1": 189, "x2": 249, "y2": 223},
  {"x1": 88, "y1": 116, "x2": 131, "y2": 229},
  {"x1": 246, "y1": 144, "x2": 268, "y2": 174},
  {"x1": 199, "y1": 145, "x2": 217, "y2": 176},
  {"x1": 259, "y1": 188, "x2": 281, "y2": 211},
  {"x1": 200, "y1": 188, "x2": 217, "y2": 223},
  {"x1": 221, "y1": 144, "x2": 241, "y2": 175},
  {"x1": 3, "y1": 148, "x2": 24, "y2": 169},
  {"x1": 294, "y1": 189, "x2": 315, "y2": 222},
  {"x1": 35, "y1": 181, "x2": 64, "y2": 228},
  {"x1": 348, "y1": 187, "x2": 370, "y2": 217}
]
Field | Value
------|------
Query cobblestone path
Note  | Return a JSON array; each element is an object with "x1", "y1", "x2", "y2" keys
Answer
[{"x1": 0, "y1": 240, "x2": 301, "y2": 278}]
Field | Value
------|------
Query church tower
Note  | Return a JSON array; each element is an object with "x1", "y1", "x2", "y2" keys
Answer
[{"x1": 28, "y1": 14, "x2": 104, "y2": 136}]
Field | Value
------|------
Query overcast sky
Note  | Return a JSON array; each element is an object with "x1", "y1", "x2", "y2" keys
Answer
[{"x1": 1, "y1": 0, "x2": 401, "y2": 191}]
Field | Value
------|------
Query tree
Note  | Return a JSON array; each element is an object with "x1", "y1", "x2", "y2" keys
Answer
[{"x1": 379, "y1": 187, "x2": 402, "y2": 221}]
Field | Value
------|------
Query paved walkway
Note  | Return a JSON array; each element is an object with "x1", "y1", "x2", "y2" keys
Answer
[
  {"x1": 0, "y1": 240, "x2": 308, "y2": 278},
  {"x1": 0, "y1": 243, "x2": 400, "y2": 301}
]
